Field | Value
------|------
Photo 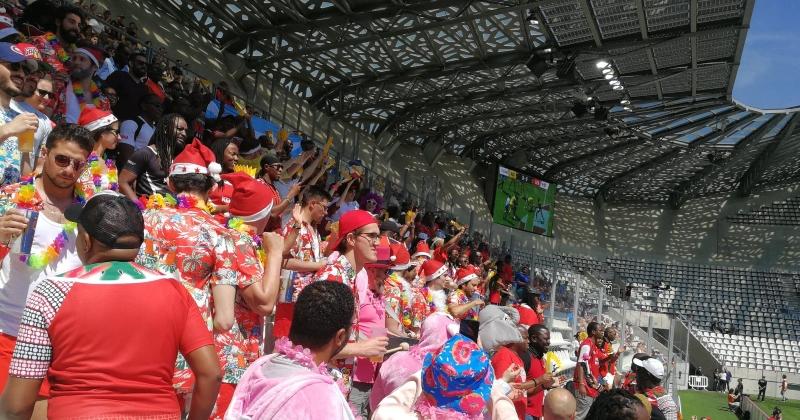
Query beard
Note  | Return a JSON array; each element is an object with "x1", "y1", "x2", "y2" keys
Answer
[
  {"x1": 70, "y1": 68, "x2": 94, "y2": 81},
  {"x1": 60, "y1": 28, "x2": 81, "y2": 44},
  {"x1": 44, "y1": 167, "x2": 78, "y2": 190},
  {"x1": 0, "y1": 80, "x2": 21, "y2": 97}
]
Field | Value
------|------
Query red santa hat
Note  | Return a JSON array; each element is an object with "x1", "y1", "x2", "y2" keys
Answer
[
  {"x1": 412, "y1": 241, "x2": 432, "y2": 260},
  {"x1": 222, "y1": 172, "x2": 274, "y2": 222},
  {"x1": 456, "y1": 266, "x2": 478, "y2": 286},
  {"x1": 420, "y1": 259, "x2": 448, "y2": 283},
  {"x1": 74, "y1": 46, "x2": 104, "y2": 69},
  {"x1": 328, "y1": 209, "x2": 377, "y2": 251},
  {"x1": 170, "y1": 138, "x2": 222, "y2": 181},
  {"x1": 390, "y1": 241, "x2": 412, "y2": 271},
  {"x1": 78, "y1": 107, "x2": 117, "y2": 132},
  {"x1": 515, "y1": 304, "x2": 538, "y2": 328}
]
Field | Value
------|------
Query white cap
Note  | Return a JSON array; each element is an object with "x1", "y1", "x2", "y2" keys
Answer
[{"x1": 633, "y1": 357, "x2": 664, "y2": 380}]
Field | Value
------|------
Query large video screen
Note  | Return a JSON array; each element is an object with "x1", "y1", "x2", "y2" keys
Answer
[{"x1": 492, "y1": 165, "x2": 556, "y2": 236}]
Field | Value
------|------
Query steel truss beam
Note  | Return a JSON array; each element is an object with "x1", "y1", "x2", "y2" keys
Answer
[
  {"x1": 595, "y1": 147, "x2": 682, "y2": 201},
  {"x1": 666, "y1": 112, "x2": 766, "y2": 209},
  {"x1": 736, "y1": 114, "x2": 800, "y2": 197},
  {"x1": 544, "y1": 136, "x2": 642, "y2": 180}
]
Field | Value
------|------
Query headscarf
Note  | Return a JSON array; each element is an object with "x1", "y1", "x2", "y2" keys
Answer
[
  {"x1": 417, "y1": 334, "x2": 494, "y2": 418},
  {"x1": 369, "y1": 313, "x2": 458, "y2": 411}
]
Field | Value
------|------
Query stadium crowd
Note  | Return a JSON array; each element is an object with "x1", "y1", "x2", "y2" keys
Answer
[{"x1": 0, "y1": 1, "x2": 681, "y2": 420}]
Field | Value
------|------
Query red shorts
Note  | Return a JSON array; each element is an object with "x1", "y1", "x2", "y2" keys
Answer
[
  {"x1": 0, "y1": 332, "x2": 50, "y2": 398},
  {"x1": 273, "y1": 302, "x2": 295, "y2": 338},
  {"x1": 211, "y1": 383, "x2": 236, "y2": 419}
]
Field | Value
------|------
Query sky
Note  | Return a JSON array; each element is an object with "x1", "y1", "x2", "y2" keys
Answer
[{"x1": 732, "y1": 0, "x2": 800, "y2": 109}]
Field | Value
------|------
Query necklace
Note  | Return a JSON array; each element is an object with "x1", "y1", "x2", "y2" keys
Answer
[
  {"x1": 227, "y1": 217, "x2": 265, "y2": 263},
  {"x1": 76, "y1": 152, "x2": 118, "y2": 203},
  {"x1": 273, "y1": 337, "x2": 327, "y2": 375},
  {"x1": 73, "y1": 80, "x2": 107, "y2": 110},
  {"x1": 140, "y1": 193, "x2": 210, "y2": 213},
  {"x1": 14, "y1": 177, "x2": 78, "y2": 269}
]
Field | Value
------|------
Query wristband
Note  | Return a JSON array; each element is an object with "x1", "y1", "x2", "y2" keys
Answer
[
  {"x1": 532, "y1": 378, "x2": 538, "y2": 388},
  {"x1": 0, "y1": 242, "x2": 8, "y2": 260}
]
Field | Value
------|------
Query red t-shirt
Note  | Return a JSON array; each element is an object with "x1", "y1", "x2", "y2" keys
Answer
[
  {"x1": 491, "y1": 346, "x2": 527, "y2": 419},
  {"x1": 9, "y1": 262, "x2": 212, "y2": 417},
  {"x1": 599, "y1": 342, "x2": 617, "y2": 377},
  {"x1": 526, "y1": 352, "x2": 547, "y2": 417},
  {"x1": 573, "y1": 338, "x2": 602, "y2": 398}
]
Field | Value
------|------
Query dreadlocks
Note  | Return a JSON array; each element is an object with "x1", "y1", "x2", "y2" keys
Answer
[{"x1": 148, "y1": 113, "x2": 186, "y2": 174}]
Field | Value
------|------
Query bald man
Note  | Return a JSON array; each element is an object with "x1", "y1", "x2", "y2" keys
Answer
[{"x1": 543, "y1": 388, "x2": 576, "y2": 420}]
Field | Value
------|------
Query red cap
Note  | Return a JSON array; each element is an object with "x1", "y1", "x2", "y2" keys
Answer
[
  {"x1": 456, "y1": 266, "x2": 479, "y2": 286},
  {"x1": 412, "y1": 241, "x2": 431, "y2": 259},
  {"x1": 329, "y1": 209, "x2": 377, "y2": 251},
  {"x1": 78, "y1": 107, "x2": 117, "y2": 132},
  {"x1": 170, "y1": 139, "x2": 222, "y2": 181},
  {"x1": 223, "y1": 172, "x2": 275, "y2": 222},
  {"x1": 515, "y1": 304, "x2": 538, "y2": 327},
  {"x1": 420, "y1": 259, "x2": 448, "y2": 283}
]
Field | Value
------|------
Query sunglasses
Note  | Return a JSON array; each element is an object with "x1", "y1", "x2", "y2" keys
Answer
[
  {"x1": 35, "y1": 89, "x2": 52, "y2": 98},
  {"x1": 103, "y1": 128, "x2": 120, "y2": 136},
  {"x1": 5, "y1": 61, "x2": 36, "y2": 75},
  {"x1": 53, "y1": 154, "x2": 87, "y2": 171}
]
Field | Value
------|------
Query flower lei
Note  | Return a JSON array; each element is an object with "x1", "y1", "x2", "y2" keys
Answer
[
  {"x1": 43, "y1": 33, "x2": 70, "y2": 64},
  {"x1": 274, "y1": 337, "x2": 328, "y2": 374},
  {"x1": 388, "y1": 273, "x2": 413, "y2": 328},
  {"x1": 75, "y1": 152, "x2": 118, "y2": 203},
  {"x1": 14, "y1": 177, "x2": 78, "y2": 269},
  {"x1": 73, "y1": 80, "x2": 104, "y2": 109},
  {"x1": 138, "y1": 193, "x2": 211, "y2": 213},
  {"x1": 228, "y1": 217, "x2": 265, "y2": 263}
]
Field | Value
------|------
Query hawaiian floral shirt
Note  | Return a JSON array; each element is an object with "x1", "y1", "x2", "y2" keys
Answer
[
  {"x1": 217, "y1": 230, "x2": 265, "y2": 384},
  {"x1": 411, "y1": 287, "x2": 448, "y2": 326},
  {"x1": 384, "y1": 272, "x2": 418, "y2": 332},
  {"x1": 136, "y1": 206, "x2": 258, "y2": 390},
  {"x1": 279, "y1": 221, "x2": 321, "y2": 302},
  {"x1": 448, "y1": 288, "x2": 479, "y2": 321},
  {"x1": 0, "y1": 106, "x2": 21, "y2": 186}
]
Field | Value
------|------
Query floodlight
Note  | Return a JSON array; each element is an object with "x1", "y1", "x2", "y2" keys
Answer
[{"x1": 596, "y1": 60, "x2": 609, "y2": 68}]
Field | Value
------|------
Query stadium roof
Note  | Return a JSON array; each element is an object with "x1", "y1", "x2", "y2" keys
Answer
[{"x1": 152, "y1": 0, "x2": 800, "y2": 207}]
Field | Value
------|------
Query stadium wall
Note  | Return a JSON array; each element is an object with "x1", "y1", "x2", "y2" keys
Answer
[{"x1": 110, "y1": 0, "x2": 800, "y2": 270}]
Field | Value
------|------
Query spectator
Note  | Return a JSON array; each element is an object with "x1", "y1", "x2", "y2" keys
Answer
[
  {"x1": 10, "y1": 43, "x2": 51, "y2": 174},
  {"x1": 481, "y1": 305, "x2": 526, "y2": 419},
  {"x1": 600, "y1": 327, "x2": 624, "y2": 391},
  {"x1": 75, "y1": 107, "x2": 119, "y2": 195},
  {"x1": 575, "y1": 321, "x2": 604, "y2": 420},
  {"x1": 206, "y1": 137, "x2": 239, "y2": 220},
  {"x1": 373, "y1": 334, "x2": 517, "y2": 420},
  {"x1": 63, "y1": 45, "x2": 108, "y2": 123},
  {"x1": 117, "y1": 93, "x2": 162, "y2": 165},
  {"x1": 520, "y1": 324, "x2": 557, "y2": 419},
  {"x1": 23, "y1": 75, "x2": 54, "y2": 117},
  {"x1": 727, "y1": 388, "x2": 740, "y2": 411},
  {"x1": 135, "y1": 139, "x2": 260, "y2": 413},
  {"x1": 734, "y1": 378, "x2": 743, "y2": 401},
  {"x1": 544, "y1": 388, "x2": 577, "y2": 420},
  {"x1": 585, "y1": 389, "x2": 649, "y2": 420},
  {"x1": 412, "y1": 259, "x2": 451, "y2": 320},
  {"x1": 273, "y1": 186, "x2": 331, "y2": 338},
  {"x1": 0, "y1": 192, "x2": 220, "y2": 419},
  {"x1": 0, "y1": 126, "x2": 92, "y2": 404},
  {"x1": 383, "y1": 242, "x2": 420, "y2": 337},
  {"x1": 118, "y1": 113, "x2": 187, "y2": 201},
  {"x1": 369, "y1": 313, "x2": 456, "y2": 410},
  {"x1": 103, "y1": 51, "x2": 149, "y2": 122},
  {"x1": 0, "y1": 43, "x2": 39, "y2": 185},
  {"x1": 769, "y1": 407, "x2": 782, "y2": 420},
  {"x1": 447, "y1": 267, "x2": 484, "y2": 321},
  {"x1": 209, "y1": 172, "x2": 285, "y2": 417},
  {"x1": 634, "y1": 357, "x2": 678, "y2": 420},
  {"x1": 330, "y1": 179, "x2": 360, "y2": 222},
  {"x1": 226, "y1": 281, "x2": 356, "y2": 419},
  {"x1": 97, "y1": 43, "x2": 131, "y2": 81},
  {"x1": 255, "y1": 154, "x2": 301, "y2": 231},
  {"x1": 53, "y1": 4, "x2": 83, "y2": 49}
]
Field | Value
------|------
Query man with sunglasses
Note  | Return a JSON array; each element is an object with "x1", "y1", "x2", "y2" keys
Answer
[
  {"x1": 0, "y1": 42, "x2": 40, "y2": 186},
  {"x1": 317, "y1": 209, "x2": 388, "y2": 397},
  {"x1": 0, "y1": 125, "x2": 93, "y2": 408},
  {"x1": 10, "y1": 43, "x2": 53, "y2": 176}
]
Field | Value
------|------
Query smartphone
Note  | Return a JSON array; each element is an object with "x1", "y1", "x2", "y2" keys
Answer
[{"x1": 459, "y1": 319, "x2": 480, "y2": 343}]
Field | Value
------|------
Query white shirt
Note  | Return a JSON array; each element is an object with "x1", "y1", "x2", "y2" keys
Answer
[
  {"x1": 119, "y1": 117, "x2": 155, "y2": 150},
  {"x1": 10, "y1": 99, "x2": 52, "y2": 167},
  {"x1": 331, "y1": 200, "x2": 359, "y2": 222},
  {"x1": 97, "y1": 57, "x2": 117, "y2": 81},
  {"x1": 0, "y1": 213, "x2": 81, "y2": 336}
]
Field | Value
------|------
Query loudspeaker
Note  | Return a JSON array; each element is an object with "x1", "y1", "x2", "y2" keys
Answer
[{"x1": 526, "y1": 55, "x2": 548, "y2": 78}]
